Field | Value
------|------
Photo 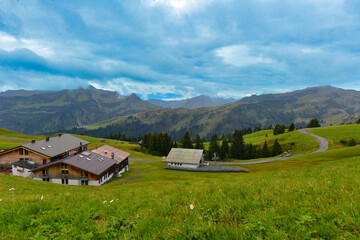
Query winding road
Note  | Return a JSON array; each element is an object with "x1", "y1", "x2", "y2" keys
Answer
[{"x1": 209, "y1": 128, "x2": 328, "y2": 165}]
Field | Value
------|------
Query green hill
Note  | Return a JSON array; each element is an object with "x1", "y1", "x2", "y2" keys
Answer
[{"x1": 83, "y1": 86, "x2": 360, "y2": 140}]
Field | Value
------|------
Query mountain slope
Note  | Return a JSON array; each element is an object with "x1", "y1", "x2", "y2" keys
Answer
[
  {"x1": 0, "y1": 87, "x2": 158, "y2": 135},
  {"x1": 147, "y1": 95, "x2": 233, "y2": 109},
  {"x1": 82, "y1": 86, "x2": 360, "y2": 139}
]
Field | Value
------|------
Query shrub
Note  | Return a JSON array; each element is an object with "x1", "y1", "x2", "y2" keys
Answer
[{"x1": 347, "y1": 139, "x2": 357, "y2": 147}]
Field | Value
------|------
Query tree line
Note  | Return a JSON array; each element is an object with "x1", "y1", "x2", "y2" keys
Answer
[{"x1": 140, "y1": 129, "x2": 283, "y2": 161}]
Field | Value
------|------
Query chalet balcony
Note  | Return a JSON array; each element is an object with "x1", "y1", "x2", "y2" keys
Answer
[
  {"x1": 40, "y1": 174, "x2": 49, "y2": 179},
  {"x1": 79, "y1": 176, "x2": 88, "y2": 180},
  {"x1": 61, "y1": 173, "x2": 69, "y2": 179}
]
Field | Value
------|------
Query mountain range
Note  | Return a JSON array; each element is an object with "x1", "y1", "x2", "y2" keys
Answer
[
  {"x1": 147, "y1": 95, "x2": 236, "y2": 109},
  {"x1": 2, "y1": 85, "x2": 360, "y2": 138},
  {"x1": 77, "y1": 86, "x2": 360, "y2": 140},
  {"x1": 0, "y1": 86, "x2": 158, "y2": 135}
]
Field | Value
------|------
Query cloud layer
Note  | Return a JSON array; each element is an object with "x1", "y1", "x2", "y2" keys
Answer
[{"x1": 0, "y1": 0, "x2": 359, "y2": 99}]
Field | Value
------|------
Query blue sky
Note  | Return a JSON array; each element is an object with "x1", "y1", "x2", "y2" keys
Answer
[{"x1": 0, "y1": 0, "x2": 360, "y2": 99}]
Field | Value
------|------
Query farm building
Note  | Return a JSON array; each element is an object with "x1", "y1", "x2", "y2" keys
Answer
[
  {"x1": 0, "y1": 134, "x2": 90, "y2": 167},
  {"x1": 163, "y1": 148, "x2": 204, "y2": 169},
  {"x1": 32, "y1": 148, "x2": 130, "y2": 186}
]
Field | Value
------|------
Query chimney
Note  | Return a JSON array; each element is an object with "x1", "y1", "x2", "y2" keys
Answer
[
  {"x1": 46, "y1": 136, "x2": 49, "y2": 141},
  {"x1": 31, "y1": 139, "x2": 35, "y2": 143},
  {"x1": 111, "y1": 153, "x2": 115, "y2": 160},
  {"x1": 58, "y1": 133, "x2": 62, "y2": 137}
]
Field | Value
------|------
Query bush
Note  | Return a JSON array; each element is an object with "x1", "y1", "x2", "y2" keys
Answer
[{"x1": 347, "y1": 139, "x2": 357, "y2": 147}]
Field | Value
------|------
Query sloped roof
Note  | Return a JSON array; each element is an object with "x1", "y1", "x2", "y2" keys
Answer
[
  {"x1": 63, "y1": 151, "x2": 116, "y2": 176},
  {"x1": 12, "y1": 160, "x2": 40, "y2": 170},
  {"x1": 90, "y1": 145, "x2": 130, "y2": 164},
  {"x1": 23, "y1": 134, "x2": 90, "y2": 158},
  {"x1": 163, "y1": 148, "x2": 203, "y2": 165}
]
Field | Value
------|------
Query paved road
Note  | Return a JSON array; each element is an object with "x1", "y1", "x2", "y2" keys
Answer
[
  {"x1": 0, "y1": 137, "x2": 30, "y2": 143},
  {"x1": 209, "y1": 128, "x2": 328, "y2": 165}
]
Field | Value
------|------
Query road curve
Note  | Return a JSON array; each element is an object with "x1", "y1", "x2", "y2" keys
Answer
[{"x1": 209, "y1": 128, "x2": 328, "y2": 165}]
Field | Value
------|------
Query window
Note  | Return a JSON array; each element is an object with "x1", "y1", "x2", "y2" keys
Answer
[
  {"x1": 19, "y1": 149, "x2": 23, "y2": 155},
  {"x1": 81, "y1": 180, "x2": 88, "y2": 186},
  {"x1": 61, "y1": 170, "x2": 69, "y2": 175},
  {"x1": 61, "y1": 163, "x2": 68, "y2": 169},
  {"x1": 24, "y1": 150, "x2": 29, "y2": 155},
  {"x1": 81, "y1": 171, "x2": 88, "y2": 177},
  {"x1": 43, "y1": 159, "x2": 46, "y2": 165},
  {"x1": 19, "y1": 158, "x2": 24, "y2": 161},
  {"x1": 61, "y1": 179, "x2": 68, "y2": 185}
]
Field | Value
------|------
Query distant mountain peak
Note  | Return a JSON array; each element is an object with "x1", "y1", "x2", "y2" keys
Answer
[{"x1": 127, "y1": 93, "x2": 141, "y2": 100}]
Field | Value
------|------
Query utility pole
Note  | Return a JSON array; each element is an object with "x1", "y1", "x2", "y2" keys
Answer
[{"x1": 212, "y1": 153, "x2": 219, "y2": 166}]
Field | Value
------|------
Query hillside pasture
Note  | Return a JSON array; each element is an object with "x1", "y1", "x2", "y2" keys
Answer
[{"x1": 307, "y1": 124, "x2": 360, "y2": 149}]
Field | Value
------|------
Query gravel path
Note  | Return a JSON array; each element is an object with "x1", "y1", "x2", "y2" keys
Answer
[
  {"x1": 208, "y1": 128, "x2": 328, "y2": 165},
  {"x1": 0, "y1": 137, "x2": 30, "y2": 143}
]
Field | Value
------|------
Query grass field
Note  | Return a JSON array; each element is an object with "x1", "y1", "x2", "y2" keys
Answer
[
  {"x1": 1, "y1": 152, "x2": 360, "y2": 239},
  {"x1": 307, "y1": 124, "x2": 360, "y2": 149},
  {"x1": 1, "y1": 125, "x2": 360, "y2": 238}
]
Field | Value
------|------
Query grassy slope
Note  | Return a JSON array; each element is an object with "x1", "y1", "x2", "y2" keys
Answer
[
  {"x1": 1, "y1": 153, "x2": 360, "y2": 239},
  {"x1": 1, "y1": 125, "x2": 360, "y2": 238},
  {"x1": 0, "y1": 139, "x2": 23, "y2": 151},
  {"x1": 307, "y1": 124, "x2": 360, "y2": 149},
  {"x1": 203, "y1": 129, "x2": 318, "y2": 161},
  {"x1": 0, "y1": 128, "x2": 44, "y2": 141}
]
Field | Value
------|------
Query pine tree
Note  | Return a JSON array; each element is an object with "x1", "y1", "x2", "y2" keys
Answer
[
  {"x1": 219, "y1": 138, "x2": 229, "y2": 160},
  {"x1": 288, "y1": 123, "x2": 295, "y2": 132},
  {"x1": 194, "y1": 134, "x2": 204, "y2": 149},
  {"x1": 357, "y1": 118, "x2": 360, "y2": 124},
  {"x1": 206, "y1": 134, "x2": 220, "y2": 160},
  {"x1": 272, "y1": 139, "x2": 282, "y2": 156},
  {"x1": 262, "y1": 140, "x2": 270, "y2": 158},
  {"x1": 273, "y1": 124, "x2": 285, "y2": 135},
  {"x1": 307, "y1": 118, "x2": 321, "y2": 128},
  {"x1": 230, "y1": 130, "x2": 244, "y2": 159},
  {"x1": 181, "y1": 130, "x2": 193, "y2": 149}
]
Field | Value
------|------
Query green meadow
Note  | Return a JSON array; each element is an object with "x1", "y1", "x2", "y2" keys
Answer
[
  {"x1": 308, "y1": 124, "x2": 360, "y2": 149},
  {"x1": 1, "y1": 124, "x2": 360, "y2": 238}
]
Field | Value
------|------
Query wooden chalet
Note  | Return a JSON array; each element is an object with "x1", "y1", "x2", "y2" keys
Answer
[{"x1": 32, "y1": 148, "x2": 130, "y2": 185}]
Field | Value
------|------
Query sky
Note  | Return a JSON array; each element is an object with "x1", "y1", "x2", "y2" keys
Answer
[{"x1": 0, "y1": 0, "x2": 360, "y2": 100}]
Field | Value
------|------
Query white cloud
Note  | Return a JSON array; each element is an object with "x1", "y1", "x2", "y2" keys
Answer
[
  {"x1": 301, "y1": 47, "x2": 322, "y2": 54},
  {"x1": 146, "y1": 0, "x2": 213, "y2": 14},
  {"x1": 0, "y1": 31, "x2": 54, "y2": 58},
  {"x1": 215, "y1": 45, "x2": 274, "y2": 67}
]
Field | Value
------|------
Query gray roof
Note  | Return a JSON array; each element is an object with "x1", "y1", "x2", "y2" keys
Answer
[
  {"x1": 23, "y1": 134, "x2": 90, "y2": 157},
  {"x1": 163, "y1": 148, "x2": 203, "y2": 165},
  {"x1": 12, "y1": 160, "x2": 40, "y2": 170},
  {"x1": 63, "y1": 151, "x2": 116, "y2": 176}
]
